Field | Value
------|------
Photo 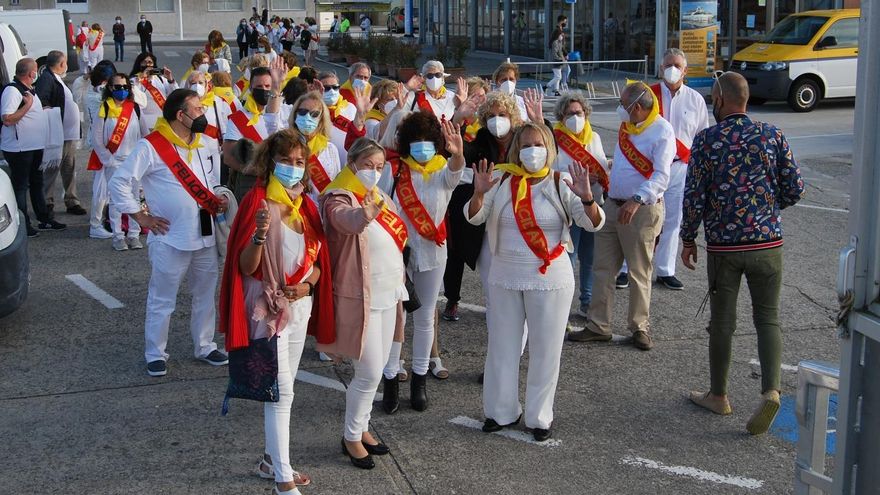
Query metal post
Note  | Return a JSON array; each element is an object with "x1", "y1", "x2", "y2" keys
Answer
[
  {"x1": 727, "y1": 0, "x2": 737, "y2": 69},
  {"x1": 504, "y1": 0, "x2": 512, "y2": 56},
  {"x1": 544, "y1": 0, "x2": 552, "y2": 60},
  {"x1": 470, "y1": 0, "x2": 477, "y2": 52},
  {"x1": 570, "y1": 1, "x2": 575, "y2": 53},
  {"x1": 593, "y1": 0, "x2": 602, "y2": 60},
  {"x1": 405, "y1": 0, "x2": 413, "y2": 37},
  {"x1": 178, "y1": 0, "x2": 183, "y2": 41},
  {"x1": 654, "y1": 0, "x2": 667, "y2": 76},
  {"x1": 442, "y1": 0, "x2": 449, "y2": 45}
]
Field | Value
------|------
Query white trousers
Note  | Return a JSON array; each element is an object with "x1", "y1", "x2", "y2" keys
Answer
[
  {"x1": 90, "y1": 168, "x2": 109, "y2": 231},
  {"x1": 103, "y1": 164, "x2": 141, "y2": 240},
  {"x1": 345, "y1": 305, "x2": 397, "y2": 441},
  {"x1": 409, "y1": 266, "x2": 444, "y2": 375},
  {"x1": 87, "y1": 48, "x2": 103, "y2": 70},
  {"x1": 546, "y1": 68, "x2": 563, "y2": 94},
  {"x1": 653, "y1": 162, "x2": 688, "y2": 278},
  {"x1": 483, "y1": 284, "x2": 574, "y2": 429},
  {"x1": 264, "y1": 297, "x2": 311, "y2": 483},
  {"x1": 383, "y1": 341, "x2": 402, "y2": 380},
  {"x1": 144, "y1": 242, "x2": 219, "y2": 362},
  {"x1": 477, "y1": 239, "x2": 528, "y2": 352}
]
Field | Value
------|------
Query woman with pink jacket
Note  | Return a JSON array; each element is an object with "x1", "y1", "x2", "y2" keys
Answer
[{"x1": 318, "y1": 137, "x2": 408, "y2": 470}]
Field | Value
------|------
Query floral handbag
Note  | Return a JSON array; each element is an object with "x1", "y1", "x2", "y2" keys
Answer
[{"x1": 221, "y1": 337, "x2": 279, "y2": 415}]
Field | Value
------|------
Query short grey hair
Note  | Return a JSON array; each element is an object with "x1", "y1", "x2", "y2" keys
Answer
[
  {"x1": 46, "y1": 50, "x2": 66, "y2": 69},
  {"x1": 421, "y1": 60, "x2": 445, "y2": 76},
  {"x1": 663, "y1": 48, "x2": 688, "y2": 67},
  {"x1": 317, "y1": 71, "x2": 339, "y2": 82},
  {"x1": 348, "y1": 62, "x2": 371, "y2": 78},
  {"x1": 623, "y1": 82, "x2": 654, "y2": 110},
  {"x1": 554, "y1": 91, "x2": 592, "y2": 122}
]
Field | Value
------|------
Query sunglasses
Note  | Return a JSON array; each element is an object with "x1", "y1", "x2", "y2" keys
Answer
[
  {"x1": 296, "y1": 108, "x2": 321, "y2": 118},
  {"x1": 110, "y1": 84, "x2": 131, "y2": 91},
  {"x1": 323, "y1": 85, "x2": 341, "y2": 91},
  {"x1": 425, "y1": 72, "x2": 444, "y2": 80}
]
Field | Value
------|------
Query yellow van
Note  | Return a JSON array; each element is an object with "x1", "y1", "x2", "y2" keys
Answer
[{"x1": 731, "y1": 9, "x2": 859, "y2": 112}]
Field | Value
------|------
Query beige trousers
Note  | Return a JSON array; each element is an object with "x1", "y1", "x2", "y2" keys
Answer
[{"x1": 585, "y1": 200, "x2": 664, "y2": 335}]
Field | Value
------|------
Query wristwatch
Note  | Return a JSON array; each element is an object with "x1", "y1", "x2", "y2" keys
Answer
[
  {"x1": 582, "y1": 198, "x2": 595, "y2": 206},
  {"x1": 631, "y1": 194, "x2": 646, "y2": 205}
]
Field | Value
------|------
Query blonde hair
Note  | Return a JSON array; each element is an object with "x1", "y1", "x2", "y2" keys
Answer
[
  {"x1": 211, "y1": 71, "x2": 232, "y2": 87},
  {"x1": 507, "y1": 122, "x2": 557, "y2": 168},
  {"x1": 347, "y1": 137, "x2": 385, "y2": 167},
  {"x1": 492, "y1": 62, "x2": 520, "y2": 83},
  {"x1": 478, "y1": 92, "x2": 523, "y2": 129},
  {"x1": 249, "y1": 128, "x2": 311, "y2": 186},
  {"x1": 370, "y1": 79, "x2": 398, "y2": 102},
  {"x1": 289, "y1": 91, "x2": 332, "y2": 138},
  {"x1": 466, "y1": 77, "x2": 490, "y2": 96},
  {"x1": 190, "y1": 50, "x2": 208, "y2": 69}
]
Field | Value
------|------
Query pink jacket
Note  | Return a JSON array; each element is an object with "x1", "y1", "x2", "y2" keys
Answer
[{"x1": 317, "y1": 189, "x2": 404, "y2": 360}]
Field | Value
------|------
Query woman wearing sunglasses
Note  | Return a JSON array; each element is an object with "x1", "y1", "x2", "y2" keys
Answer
[
  {"x1": 90, "y1": 73, "x2": 149, "y2": 252},
  {"x1": 317, "y1": 71, "x2": 358, "y2": 164},
  {"x1": 466, "y1": 123, "x2": 604, "y2": 442},
  {"x1": 220, "y1": 128, "x2": 334, "y2": 494},
  {"x1": 402, "y1": 60, "x2": 466, "y2": 122},
  {"x1": 129, "y1": 52, "x2": 178, "y2": 132},
  {"x1": 286, "y1": 91, "x2": 342, "y2": 199}
]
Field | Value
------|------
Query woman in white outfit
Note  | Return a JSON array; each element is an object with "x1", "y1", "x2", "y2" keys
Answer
[
  {"x1": 86, "y1": 24, "x2": 105, "y2": 70},
  {"x1": 403, "y1": 60, "x2": 464, "y2": 122},
  {"x1": 82, "y1": 63, "x2": 116, "y2": 240},
  {"x1": 91, "y1": 73, "x2": 149, "y2": 251},
  {"x1": 465, "y1": 122, "x2": 605, "y2": 441},
  {"x1": 220, "y1": 129, "x2": 330, "y2": 494},
  {"x1": 129, "y1": 52, "x2": 179, "y2": 131}
]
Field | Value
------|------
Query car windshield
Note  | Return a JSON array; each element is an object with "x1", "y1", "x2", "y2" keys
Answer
[{"x1": 764, "y1": 15, "x2": 828, "y2": 45}]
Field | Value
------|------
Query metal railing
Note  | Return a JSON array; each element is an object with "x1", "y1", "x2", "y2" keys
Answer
[
  {"x1": 504, "y1": 56, "x2": 650, "y2": 101},
  {"x1": 794, "y1": 360, "x2": 840, "y2": 494}
]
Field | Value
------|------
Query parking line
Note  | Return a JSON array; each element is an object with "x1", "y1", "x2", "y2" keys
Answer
[
  {"x1": 296, "y1": 370, "x2": 383, "y2": 401},
  {"x1": 65, "y1": 274, "x2": 124, "y2": 309},
  {"x1": 620, "y1": 455, "x2": 763, "y2": 490},
  {"x1": 164, "y1": 50, "x2": 180, "y2": 57},
  {"x1": 749, "y1": 359, "x2": 799, "y2": 373},
  {"x1": 795, "y1": 203, "x2": 848, "y2": 213},
  {"x1": 448, "y1": 415, "x2": 562, "y2": 447},
  {"x1": 787, "y1": 132, "x2": 853, "y2": 140}
]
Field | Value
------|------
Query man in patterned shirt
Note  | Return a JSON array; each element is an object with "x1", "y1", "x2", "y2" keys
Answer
[{"x1": 679, "y1": 72, "x2": 804, "y2": 435}]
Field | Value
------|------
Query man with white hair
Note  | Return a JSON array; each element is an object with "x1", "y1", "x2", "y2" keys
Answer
[
  {"x1": 403, "y1": 60, "x2": 464, "y2": 122},
  {"x1": 617, "y1": 48, "x2": 710, "y2": 291},
  {"x1": 567, "y1": 82, "x2": 675, "y2": 351},
  {"x1": 339, "y1": 62, "x2": 371, "y2": 106}
]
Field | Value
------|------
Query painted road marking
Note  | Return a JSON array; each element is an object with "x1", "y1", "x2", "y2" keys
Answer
[
  {"x1": 620, "y1": 456, "x2": 764, "y2": 490},
  {"x1": 448, "y1": 416, "x2": 562, "y2": 447},
  {"x1": 164, "y1": 50, "x2": 180, "y2": 57},
  {"x1": 296, "y1": 370, "x2": 383, "y2": 401},
  {"x1": 795, "y1": 203, "x2": 848, "y2": 213},
  {"x1": 65, "y1": 274, "x2": 124, "y2": 309},
  {"x1": 749, "y1": 359, "x2": 799, "y2": 373},
  {"x1": 787, "y1": 132, "x2": 853, "y2": 140},
  {"x1": 770, "y1": 394, "x2": 837, "y2": 455}
]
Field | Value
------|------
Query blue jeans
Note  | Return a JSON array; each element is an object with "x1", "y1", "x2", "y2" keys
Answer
[
  {"x1": 114, "y1": 40, "x2": 124, "y2": 61},
  {"x1": 569, "y1": 225, "x2": 595, "y2": 306}
]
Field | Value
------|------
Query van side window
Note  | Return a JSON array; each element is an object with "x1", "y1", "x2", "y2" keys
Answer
[{"x1": 820, "y1": 18, "x2": 859, "y2": 49}]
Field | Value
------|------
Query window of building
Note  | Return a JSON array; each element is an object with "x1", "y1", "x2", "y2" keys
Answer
[
  {"x1": 208, "y1": 0, "x2": 245, "y2": 10},
  {"x1": 55, "y1": 0, "x2": 88, "y2": 14},
  {"x1": 820, "y1": 17, "x2": 859, "y2": 48},
  {"x1": 271, "y1": 0, "x2": 306, "y2": 9},
  {"x1": 139, "y1": 0, "x2": 174, "y2": 12}
]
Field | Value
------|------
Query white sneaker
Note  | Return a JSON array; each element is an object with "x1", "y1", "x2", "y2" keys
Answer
[
  {"x1": 89, "y1": 227, "x2": 113, "y2": 239},
  {"x1": 126, "y1": 237, "x2": 144, "y2": 250},
  {"x1": 112, "y1": 238, "x2": 129, "y2": 251}
]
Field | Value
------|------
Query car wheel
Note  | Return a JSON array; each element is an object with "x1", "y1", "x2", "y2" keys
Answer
[{"x1": 788, "y1": 78, "x2": 820, "y2": 112}]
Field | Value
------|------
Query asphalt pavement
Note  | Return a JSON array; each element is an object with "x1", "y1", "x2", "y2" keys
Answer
[{"x1": 0, "y1": 45, "x2": 853, "y2": 494}]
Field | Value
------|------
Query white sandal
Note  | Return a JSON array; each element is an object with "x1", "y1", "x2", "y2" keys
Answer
[
  {"x1": 429, "y1": 357, "x2": 449, "y2": 380},
  {"x1": 397, "y1": 359, "x2": 409, "y2": 382}
]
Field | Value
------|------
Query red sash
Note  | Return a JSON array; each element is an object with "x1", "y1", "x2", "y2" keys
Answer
[
  {"x1": 144, "y1": 132, "x2": 221, "y2": 215},
  {"x1": 88, "y1": 100, "x2": 135, "y2": 171},
  {"x1": 351, "y1": 191, "x2": 408, "y2": 252},
  {"x1": 229, "y1": 110, "x2": 264, "y2": 143},
  {"x1": 306, "y1": 153, "x2": 332, "y2": 193},
  {"x1": 89, "y1": 31, "x2": 104, "y2": 51},
  {"x1": 510, "y1": 176, "x2": 565, "y2": 274},
  {"x1": 339, "y1": 87, "x2": 356, "y2": 105},
  {"x1": 142, "y1": 78, "x2": 166, "y2": 109},
  {"x1": 395, "y1": 165, "x2": 447, "y2": 246},
  {"x1": 554, "y1": 128, "x2": 610, "y2": 192},
  {"x1": 235, "y1": 79, "x2": 246, "y2": 93},
  {"x1": 328, "y1": 107, "x2": 352, "y2": 133},
  {"x1": 386, "y1": 151, "x2": 402, "y2": 176},
  {"x1": 285, "y1": 215, "x2": 320, "y2": 286},
  {"x1": 650, "y1": 83, "x2": 692, "y2": 163},
  {"x1": 415, "y1": 91, "x2": 437, "y2": 120},
  {"x1": 204, "y1": 124, "x2": 220, "y2": 140},
  {"x1": 618, "y1": 125, "x2": 655, "y2": 179}
]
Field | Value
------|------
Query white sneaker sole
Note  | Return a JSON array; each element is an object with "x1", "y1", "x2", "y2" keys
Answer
[
  {"x1": 201, "y1": 358, "x2": 229, "y2": 366},
  {"x1": 147, "y1": 368, "x2": 167, "y2": 377}
]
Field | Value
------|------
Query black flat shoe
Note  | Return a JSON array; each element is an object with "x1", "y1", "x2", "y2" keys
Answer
[
  {"x1": 341, "y1": 439, "x2": 374, "y2": 470},
  {"x1": 533, "y1": 427, "x2": 552, "y2": 442},
  {"x1": 482, "y1": 414, "x2": 521, "y2": 433},
  {"x1": 362, "y1": 441, "x2": 390, "y2": 456},
  {"x1": 382, "y1": 375, "x2": 399, "y2": 414}
]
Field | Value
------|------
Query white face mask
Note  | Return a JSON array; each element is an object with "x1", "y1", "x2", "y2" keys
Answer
[
  {"x1": 565, "y1": 114, "x2": 585, "y2": 134},
  {"x1": 519, "y1": 146, "x2": 548, "y2": 173},
  {"x1": 616, "y1": 104, "x2": 631, "y2": 122},
  {"x1": 382, "y1": 100, "x2": 397, "y2": 114},
  {"x1": 425, "y1": 76, "x2": 444, "y2": 92},
  {"x1": 499, "y1": 80, "x2": 516, "y2": 95},
  {"x1": 352, "y1": 78, "x2": 368, "y2": 91},
  {"x1": 663, "y1": 66, "x2": 683, "y2": 85},
  {"x1": 190, "y1": 83, "x2": 206, "y2": 97},
  {"x1": 356, "y1": 168, "x2": 381, "y2": 189},
  {"x1": 486, "y1": 116, "x2": 511, "y2": 138},
  {"x1": 197, "y1": 63, "x2": 210, "y2": 74}
]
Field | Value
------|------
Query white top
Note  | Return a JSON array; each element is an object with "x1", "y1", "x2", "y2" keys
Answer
[
  {"x1": 56, "y1": 73, "x2": 81, "y2": 141},
  {"x1": 609, "y1": 118, "x2": 676, "y2": 204},
  {"x1": 224, "y1": 108, "x2": 269, "y2": 142},
  {"x1": 108, "y1": 137, "x2": 221, "y2": 251},
  {"x1": 133, "y1": 75, "x2": 178, "y2": 131},
  {"x1": 365, "y1": 118, "x2": 381, "y2": 140},
  {"x1": 84, "y1": 86, "x2": 103, "y2": 149},
  {"x1": 91, "y1": 102, "x2": 148, "y2": 167},
  {"x1": 307, "y1": 142, "x2": 342, "y2": 200},
  {"x1": 366, "y1": 220, "x2": 407, "y2": 310},
  {"x1": 264, "y1": 103, "x2": 294, "y2": 134},
  {"x1": 491, "y1": 192, "x2": 574, "y2": 291},
  {"x1": 327, "y1": 102, "x2": 357, "y2": 164},
  {"x1": 552, "y1": 131, "x2": 608, "y2": 203},
  {"x1": 406, "y1": 90, "x2": 457, "y2": 121},
  {"x1": 391, "y1": 163, "x2": 462, "y2": 272},
  {"x1": 203, "y1": 97, "x2": 233, "y2": 156},
  {"x1": 658, "y1": 83, "x2": 710, "y2": 163},
  {"x1": 515, "y1": 94, "x2": 529, "y2": 122},
  {"x1": 0, "y1": 85, "x2": 47, "y2": 152}
]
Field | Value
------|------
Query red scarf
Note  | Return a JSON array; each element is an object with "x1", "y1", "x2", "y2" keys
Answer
[{"x1": 219, "y1": 183, "x2": 335, "y2": 351}]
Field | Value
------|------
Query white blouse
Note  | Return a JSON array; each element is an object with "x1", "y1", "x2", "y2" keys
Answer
[{"x1": 366, "y1": 221, "x2": 407, "y2": 310}]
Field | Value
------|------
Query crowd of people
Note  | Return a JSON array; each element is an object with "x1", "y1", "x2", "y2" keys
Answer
[{"x1": 1, "y1": 18, "x2": 805, "y2": 493}]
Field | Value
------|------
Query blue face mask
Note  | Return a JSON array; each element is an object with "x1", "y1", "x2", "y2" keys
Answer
[
  {"x1": 111, "y1": 89, "x2": 129, "y2": 101},
  {"x1": 273, "y1": 162, "x2": 305, "y2": 188},
  {"x1": 323, "y1": 89, "x2": 340, "y2": 106},
  {"x1": 409, "y1": 141, "x2": 436, "y2": 163},
  {"x1": 295, "y1": 114, "x2": 319, "y2": 135}
]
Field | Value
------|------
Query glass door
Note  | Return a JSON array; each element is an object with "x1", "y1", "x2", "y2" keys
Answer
[{"x1": 475, "y1": 0, "x2": 503, "y2": 53}]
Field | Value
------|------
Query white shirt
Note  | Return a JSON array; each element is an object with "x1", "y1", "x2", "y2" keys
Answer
[
  {"x1": 609, "y1": 118, "x2": 676, "y2": 204},
  {"x1": 91, "y1": 101, "x2": 148, "y2": 166},
  {"x1": 203, "y1": 97, "x2": 233, "y2": 156},
  {"x1": 109, "y1": 136, "x2": 221, "y2": 251},
  {"x1": 84, "y1": 85, "x2": 103, "y2": 149},
  {"x1": 56, "y1": 73, "x2": 81, "y2": 141},
  {"x1": 326, "y1": 102, "x2": 357, "y2": 164},
  {"x1": 0, "y1": 85, "x2": 47, "y2": 152},
  {"x1": 264, "y1": 104, "x2": 292, "y2": 134},
  {"x1": 658, "y1": 83, "x2": 710, "y2": 163},
  {"x1": 515, "y1": 94, "x2": 529, "y2": 122},
  {"x1": 391, "y1": 163, "x2": 462, "y2": 272},
  {"x1": 307, "y1": 142, "x2": 342, "y2": 200},
  {"x1": 552, "y1": 131, "x2": 608, "y2": 201},
  {"x1": 406, "y1": 90, "x2": 457, "y2": 122},
  {"x1": 367, "y1": 221, "x2": 406, "y2": 310},
  {"x1": 133, "y1": 75, "x2": 178, "y2": 130},
  {"x1": 365, "y1": 118, "x2": 381, "y2": 140},
  {"x1": 224, "y1": 108, "x2": 269, "y2": 142}
]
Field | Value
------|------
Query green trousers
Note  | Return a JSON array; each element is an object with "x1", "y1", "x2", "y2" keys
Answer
[{"x1": 707, "y1": 247, "x2": 783, "y2": 396}]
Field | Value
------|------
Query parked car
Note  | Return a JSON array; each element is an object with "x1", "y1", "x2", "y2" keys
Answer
[
  {"x1": 0, "y1": 9, "x2": 78, "y2": 72},
  {"x1": 0, "y1": 164, "x2": 29, "y2": 318},
  {"x1": 387, "y1": 6, "x2": 419, "y2": 33},
  {"x1": 731, "y1": 9, "x2": 859, "y2": 112},
  {"x1": 0, "y1": 22, "x2": 27, "y2": 86}
]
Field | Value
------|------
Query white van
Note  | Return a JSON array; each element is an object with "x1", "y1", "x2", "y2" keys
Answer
[
  {"x1": 0, "y1": 9, "x2": 77, "y2": 72},
  {"x1": 0, "y1": 22, "x2": 26, "y2": 85}
]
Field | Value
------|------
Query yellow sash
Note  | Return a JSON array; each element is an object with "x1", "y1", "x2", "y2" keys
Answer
[
  {"x1": 153, "y1": 117, "x2": 203, "y2": 162},
  {"x1": 493, "y1": 162, "x2": 550, "y2": 208},
  {"x1": 266, "y1": 175, "x2": 303, "y2": 225},
  {"x1": 243, "y1": 94, "x2": 264, "y2": 126},
  {"x1": 621, "y1": 80, "x2": 660, "y2": 136}
]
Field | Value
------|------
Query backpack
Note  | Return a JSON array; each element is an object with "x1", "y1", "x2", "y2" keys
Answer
[
  {"x1": 299, "y1": 29, "x2": 312, "y2": 50},
  {"x1": 75, "y1": 31, "x2": 88, "y2": 49}
]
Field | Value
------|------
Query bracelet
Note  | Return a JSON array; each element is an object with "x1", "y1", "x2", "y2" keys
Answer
[
  {"x1": 581, "y1": 199, "x2": 595, "y2": 206},
  {"x1": 252, "y1": 234, "x2": 266, "y2": 245}
]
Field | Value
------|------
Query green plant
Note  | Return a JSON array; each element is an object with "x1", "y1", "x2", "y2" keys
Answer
[
  {"x1": 326, "y1": 35, "x2": 343, "y2": 52},
  {"x1": 373, "y1": 35, "x2": 395, "y2": 65},
  {"x1": 395, "y1": 39, "x2": 421, "y2": 68},
  {"x1": 434, "y1": 42, "x2": 450, "y2": 66},
  {"x1": 339, "y1": 34, "x2": 358, "y2": 54},
  {"x1": 449, "y1": 36, "x2": 469, "y2": 67}
]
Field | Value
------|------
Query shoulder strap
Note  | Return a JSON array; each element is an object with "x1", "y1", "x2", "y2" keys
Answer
[{"x1": 102, "y1": 101, "x2": 109, "y2": 121}]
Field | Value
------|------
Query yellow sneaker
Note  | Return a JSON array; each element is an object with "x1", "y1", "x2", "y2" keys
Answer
[
  {"x1": 689, "y1": 390, "x2": 733, "y2": 415},
  {"x1": 746, "y1": 390, "x2": 781, "y2": 435}
]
